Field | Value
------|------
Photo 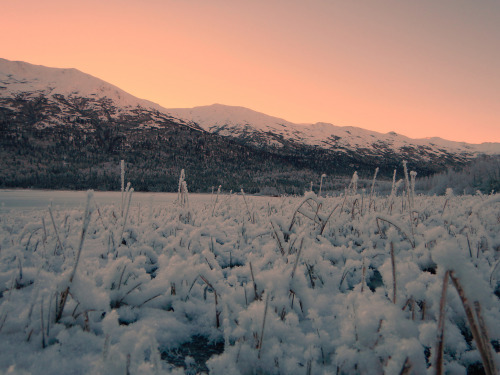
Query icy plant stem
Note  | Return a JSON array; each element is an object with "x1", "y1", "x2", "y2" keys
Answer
[
  {"x1": 258, "y1": 293, "x2": 269, "y2": 359},
  {"x1": 56, "y1": 191, "x2": 93, "y2": 322},
  {"x1": 200, "y1": 275, "x2": 220, "y2": 328},
  {"x1": 70, "y1": 191, "x2": 93, "y2": 283},
  {"x1": 400, "y1": 357, "x2": 412, "y2": 375},
  {"x1": 270, "y1": 221, "x2": 285, "y2": 256},
  {"x1": 42, "y1": 217, "x2": 47, "y2": 244},
  {"x1": 49, "y1": 204, "x2": 64, "y2": 255},
  {"x1": 369, "y1": 167, "x2": 379, "y2": 212},
  {"x1": 376, "y1": 216, "x2": 415, "y2": 248},
  {"x1": 212, "y1": 185, "x2": 221, "y2": 217},
  {"x1": 249, "y1": 262, "x2": 259, "y2": 301},
  {"x1": 390, "y1": 242, "x2": 396, "y2": 304},
  {"x1": 436, "y1": 270, "x2": 449, "y2": 375},
  {"x1": 474, "y1": 301, "x2": 497, "y2": 375},
  {"x1": 119, "y1": 188, "x2": 134, "y2": 245},
  {"x1": 120, "y1": 160, "x2": 125, "y2": 217},
  {"x1": 361, "y1": 257, "x2": 366, "y2": 293},
  {"x1": 291, "y1": 238, "x2": 304, "y2": 279},
  {"x1": 241, "y1": 189, "x2": 253, "y2": 223},
  {"x1": 449, "y1": 271, "x2": 497, "y2": 375},
  {"x1": 40, "y1": 299, "x2": 46, "y2": 348}
]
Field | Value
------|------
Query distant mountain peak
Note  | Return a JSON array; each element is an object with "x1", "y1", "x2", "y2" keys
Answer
[
  {"x1": 0, "y1": 58, "x2": 165, "y2": 111},
  {"x1": 166, "y1": 103, "x2": 500, "y2": 157},
  {"x1": 1, "y1": 58, "x2": 499, "y2": 167}
]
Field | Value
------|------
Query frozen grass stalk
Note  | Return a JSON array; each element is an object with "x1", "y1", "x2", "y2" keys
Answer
[
  {"x1": 119, "y1": 186, "x2": 134, "y2": 245},
  {"x1": 56, "y1": 191, "x2": 93, "y2": 322},
  {"x1": 369, "y1": 167, "x2": 379, "y2": 212},
  {"x1": 200, "y1": 275, "x2": 220, "y2": 328},
  {"x1": 390, "y1": 242, "x2": 396, "y2": 304},
  {"x1": 48, "y1": 204, "x2": 64, "y2": 255},
  {"x1": 212, "y1": 185, "x2": 221, "y2": 216},
  {"x1": 435, "y1": 270, "x2": 449, "y2": 375},
  {"x1": 258, "y1": 293, "x2": 269, "y2": 359},
  {"x1": 241, "y1": 189, "x2": 253, "y2": 222},
  {"x1": 319, "y1": 173, "x2": 326, "y2": 197},
  {"x1": 120, "y1": 160, "x2": 125, "y2": 217},
  {"x1": 449, "y1": 271, "x2": 497, "y2": 375}
]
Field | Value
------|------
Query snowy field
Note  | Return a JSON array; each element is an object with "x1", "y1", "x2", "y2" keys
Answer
[{"x1": 0, "y1": 187, "x2": 499, "y2": 374}]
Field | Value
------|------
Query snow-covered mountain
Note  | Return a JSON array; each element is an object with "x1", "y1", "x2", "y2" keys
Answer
[
  {"x1": 1, "y1": 57, "x2": 499, "y2": 184},
  {"x1": 167, "y1": 104, "x2": 500, "y2": 158},
  {"x1": 0, "y1": 58, "x2": 162, "y2": 110}
]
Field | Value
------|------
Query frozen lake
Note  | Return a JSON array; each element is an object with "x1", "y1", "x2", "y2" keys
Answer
[
  {"x1": 0, "y1": 189, "x2": 207, "y2": 211},
  {"x1": 0, "y1": 189, "x2": 278, "y2": 211}
]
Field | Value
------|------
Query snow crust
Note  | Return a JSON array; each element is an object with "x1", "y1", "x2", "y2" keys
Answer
[{"x1": 1, "y1": 185, "x2": 499, "y2": 374}]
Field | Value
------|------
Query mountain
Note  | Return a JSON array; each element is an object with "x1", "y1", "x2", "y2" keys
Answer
[
  {"x1": 1, "y1": 58, "x2": 499, "y2": 194},
  {"x1": 167, "y1": 103, "x2": 500, "y2": 159}
]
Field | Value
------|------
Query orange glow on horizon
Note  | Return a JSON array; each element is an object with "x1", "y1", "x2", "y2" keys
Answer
[{"x1": 2, "y1": 0, "x2": 499, "y2": 143}]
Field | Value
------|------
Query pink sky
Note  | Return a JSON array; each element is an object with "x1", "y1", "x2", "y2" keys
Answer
[{"x1": 2, "y1": 0, "x2": 499, "y2": 143}]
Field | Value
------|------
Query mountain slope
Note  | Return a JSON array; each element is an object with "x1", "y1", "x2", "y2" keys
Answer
[
  {"x1": 1, "y1": 58, "x2": 498, "y2": 193},
  {"x1": 167, "y1": 104, "x2": 500, "y2": 158},
  {"x1": 0, "y1": 58, "x2": 162, "y2": 110}
]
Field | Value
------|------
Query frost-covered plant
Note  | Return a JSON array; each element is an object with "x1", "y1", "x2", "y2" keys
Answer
[
  {"x1": 177, "y1": 169, "x2": 189, "y2": 208},
  {"x1": 1, "y1": 190, "x2": 500, "y2": 374},
  {"x1": 319, "y1": 173, "x2": 327, "y2": 197},
  {"x1": 368, "y1": 167, "x2": 379, "y2": 212},
  {"x1": 120, "y1": 159, "x2": 125, "y2": 217}
]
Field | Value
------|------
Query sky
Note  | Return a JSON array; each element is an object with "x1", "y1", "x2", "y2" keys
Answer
[{"x1": 2, "y1": 0, "x2": 499, "y2": 144}]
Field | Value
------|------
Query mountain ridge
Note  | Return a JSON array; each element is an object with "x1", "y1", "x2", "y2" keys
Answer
[
  {"x1": 2, "y1": 58, "x2": 498, "y2": 155},
  {"x1": 166, "y1": 103, "x2": 500, "y2": 157},
  {"x1": 1, "y1": 58, "x2": 499, "y2": 193}
]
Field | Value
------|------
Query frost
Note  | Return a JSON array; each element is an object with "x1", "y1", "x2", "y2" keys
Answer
[{"x1": 0, "y1": 190, "x2": 499, "y2": 374}]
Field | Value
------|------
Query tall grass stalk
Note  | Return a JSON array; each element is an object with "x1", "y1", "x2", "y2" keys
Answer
[
  {"x1": 212, "y1": 185, "x2": 221, "y2": 217},
  {"x1": 56, "y1": 191, "x2": 93, "y2": 322},
  {"x1": 200, "y1": 275, "x2": 220, "y2": 328},
  {"x1": 120, "y1": 160, "x2": 125, "y2": 217},
  {"x1": 249, "y1": 262, "x2": 259, "y2": 301},
  {"x1": 369, "y1": 167, "x2": 379, "y2": 212},
  {"x1": 319, "y1": 173, "x2": 326, "y2": 197},
  {"x1": 290, "y1": 238, "x2": 304, "y2": 279},
  {"x1": 241, "y1": 189, "x2": 253, "y2": 223},
  {"x1": 390, "y1": 242, "x2": 397, "y2": 304},
  {"x1": 119, "y1": 187, "x2": 134, "y2": 245},
  {"x1": 449, "y1": 271, "x2": 497, "y2": 375},
  {"x1": 40, "y1": 296, "x2": 46, "y2": 348},
  {"x1": 403, "y1": 161, "x2": 416, "y2": 238},
  {"x1": 48, "y1": 204, "x2": 64, "y2": 255},
  {"x1": 435, "y1": 270, "x2": 449, "y2": 375},
  {"x1": 258, "y1": 293, "x2": 270, "y2": 359}
]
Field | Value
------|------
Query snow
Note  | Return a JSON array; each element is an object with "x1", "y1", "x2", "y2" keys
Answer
[
  {"x1": 2, "y1": 58, "x2": 499, "y2": 157},
  {"x1": 167, "y1": 104, "x2": 500, "y2": 157},
  {"x1": 0, "y1": 58, "x2": 164, "y2": 111},
  {"x1": 1, "y1": 187, "x2": 499, "y2": 374}
]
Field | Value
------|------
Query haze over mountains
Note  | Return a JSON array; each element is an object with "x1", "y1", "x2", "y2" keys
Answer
[{"x1": 1, "y1": 58, "x2": 498, "y2": 193}]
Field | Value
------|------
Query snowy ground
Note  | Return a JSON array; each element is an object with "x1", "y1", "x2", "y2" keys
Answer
[{"x1": 0, "y1": 188, "x2": 499, "y2": 374}]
